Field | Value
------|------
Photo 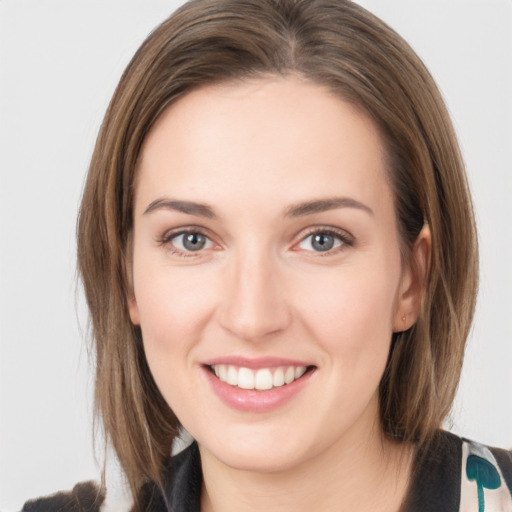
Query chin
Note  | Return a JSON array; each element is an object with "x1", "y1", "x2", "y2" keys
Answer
[
  {"x1": 204, "y1": 441, "x2": 307, "y2": 473},
  {"x1": 194, "y1": 421, "x2": 326, "y2": 474}
]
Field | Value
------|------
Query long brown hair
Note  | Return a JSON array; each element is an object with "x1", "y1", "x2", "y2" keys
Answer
[{"x1": 77, "y1": 0, "x2": 478, "y2": 506}]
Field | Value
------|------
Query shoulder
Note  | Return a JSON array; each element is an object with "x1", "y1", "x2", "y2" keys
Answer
[
  {"x1": 460, "y1": 435, "x2": 512, "y2": 511},
  {"x1": 404, "y1": 430, "x2": 512, "y2": 512},
  {"x1": 162, "y1": 441, "x2": 202, "y2": 512},
  {"x1": 21, "y1": 481, "x2": 106, "y2": 512},
  {"x1": 477, "y1": 440, "x2": 512, "y2": 487},
  {"x1": 20, "y1": 480, "x2": 138, "y2": 512},
  {"x1": 18, "y1": 443, "x2": 201, "y2": 512}
]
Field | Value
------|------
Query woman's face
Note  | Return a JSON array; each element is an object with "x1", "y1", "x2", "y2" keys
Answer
[{"x1": 129, "y1": 77, "x2": 423, "y2": 472}]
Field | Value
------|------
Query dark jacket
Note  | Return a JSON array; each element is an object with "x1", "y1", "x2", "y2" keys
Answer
[{"x1": 21, "y1": 431, "x2": 512, "y2": 512}]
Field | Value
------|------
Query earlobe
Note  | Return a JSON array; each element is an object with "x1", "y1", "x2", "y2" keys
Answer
[
  {"x1": 393, "y1": 225, "x2": 431, "y2": 332},
  {"x1": 128, "y1": 295, "x2": 141, "y2": 325}
]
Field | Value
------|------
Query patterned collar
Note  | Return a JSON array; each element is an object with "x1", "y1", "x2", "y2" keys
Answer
[{"x1": 161, "y1": 431, "x2": 512, "y2": 512}]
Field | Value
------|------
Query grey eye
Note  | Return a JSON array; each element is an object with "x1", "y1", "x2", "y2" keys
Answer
[
  {"x1": 311, "y1": 233, "x2": 335, "y2": 251},
  {"x1": 298, "y1": 232, "x2": 343, "y2": 252},
  {"x1": 173, "y1": 232, "x2": 210, "y2": 252}
]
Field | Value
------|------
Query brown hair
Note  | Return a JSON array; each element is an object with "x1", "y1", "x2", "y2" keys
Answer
[{"x1": 77, "y1": 0, "x2": 478, "y2": 505}]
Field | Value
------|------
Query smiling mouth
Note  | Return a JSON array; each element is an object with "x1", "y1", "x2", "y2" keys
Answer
[{"x1": 207, "y1": 364, "x2": 316, "y2": 391}]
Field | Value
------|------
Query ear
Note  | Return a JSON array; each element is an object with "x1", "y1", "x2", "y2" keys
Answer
[
  {"x1": 128, "y1": 295, "x2": 141, "y2": 325},
  {"x1": 393, "y1": 225, "x2": 431, "y2": 332},
  {"x1": 124, "y1": 230, "x2": 140, "y2": 325}
]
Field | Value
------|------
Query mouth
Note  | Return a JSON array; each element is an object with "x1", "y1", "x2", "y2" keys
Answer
[
  {"x1": 205, "y1": 363, "x2": 316, "y2": 391},
  {"x1": 202, "y1": 358, "x2": 317, "y2": 412}
]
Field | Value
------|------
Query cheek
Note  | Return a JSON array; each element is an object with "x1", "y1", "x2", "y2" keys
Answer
[
  {"x1": 293, "y1": 260, "x2": 400, "y2": 365},
  {"x1": 131, "y1": 253, "x2": 219, "y2": 396},
  {"x1": 132, "y1": 266, "x2": 221, "y2": 424},
  {"x1": 134, "y1": 264, "x2": 216, "y2": 344}
]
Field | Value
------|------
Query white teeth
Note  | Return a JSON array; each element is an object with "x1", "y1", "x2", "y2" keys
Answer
[
  {"x1": 295, "y1": 366, "x2": 307, "y2": 379},
  {"x1": 255, "y1": 369, "x2": 273, "y2": 390},
  {"x1": 214, "y1": 364, "x2": 227, "y2": 380},
  {"x1": 210, "y1": 364, "x2": 309, "y2": 390},
  {"x1": 227, "y1": 365, "x2": 238, "y2": 386},
  {"x1": 272, "y1": 368, "x2": 285, "y2": 387},
  {"x1": 284, "y1": 366, "x2": 295, "y2": 384},
  {"x1": 238, "y1": 367, "x2": 255, "y2": 389}
]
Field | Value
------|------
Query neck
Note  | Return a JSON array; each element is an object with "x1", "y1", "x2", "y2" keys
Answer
[{"x1": 199, "y1": 407, "x2": 414, "y2": 512}]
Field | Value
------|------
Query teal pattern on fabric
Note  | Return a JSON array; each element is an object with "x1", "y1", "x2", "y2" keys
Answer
[{"x1": 466, "y1": 454, "x2": 502, "y2": 512}]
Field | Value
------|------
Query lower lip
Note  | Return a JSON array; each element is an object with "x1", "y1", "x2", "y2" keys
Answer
[{"x1": 202, "y1": 367, "x2": 314, "y2": 412}]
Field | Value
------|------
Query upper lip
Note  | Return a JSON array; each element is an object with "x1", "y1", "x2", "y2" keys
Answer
[{"x1": 202, "y1": 356, "x2": 314, "y2": 370}]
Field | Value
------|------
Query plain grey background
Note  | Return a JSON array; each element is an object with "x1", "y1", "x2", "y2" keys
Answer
[{"x1": 1, "y1": 1, "x2": 511, "y2": 510}]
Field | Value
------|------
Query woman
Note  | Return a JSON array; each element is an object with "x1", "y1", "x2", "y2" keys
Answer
[{"x1": 20, "y1": 1, "x2": 511, "y2": 511}]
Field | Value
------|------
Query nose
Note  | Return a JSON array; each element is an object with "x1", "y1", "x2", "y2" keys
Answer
[{"x1": 218, "y1": 247, "x2": 292, "y2": 342}]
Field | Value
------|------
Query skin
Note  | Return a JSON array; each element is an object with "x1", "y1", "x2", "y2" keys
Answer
[{"x1": 129, "y1": 77, "x2": 430, "y2": 512}]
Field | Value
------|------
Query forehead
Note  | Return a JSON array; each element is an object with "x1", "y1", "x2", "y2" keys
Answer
[{"x1": 135, "y1": 77, "x2": 392, "y2": 218}]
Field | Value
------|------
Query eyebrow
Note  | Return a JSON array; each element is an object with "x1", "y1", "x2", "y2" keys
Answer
[
  {"x1": 143, "y1": 198, "x2": 216, "y2": 218},
  {"x1": 285, "y1": 197, "x2": 374, "y2": 217},
  {"x1": 143, "y1": 196, "x2": 373, "y2": 219}
]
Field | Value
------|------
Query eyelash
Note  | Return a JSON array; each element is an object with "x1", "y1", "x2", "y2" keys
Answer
[
  {"x1": 157, "y1": 226, "x2": 354, "y2": 258},
  {"x1": 297, "y1": 227, "x2": 354, "y2": 256},
  {"x1": 157, "y1": 227, "x2": 215, "y2": 258}
]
